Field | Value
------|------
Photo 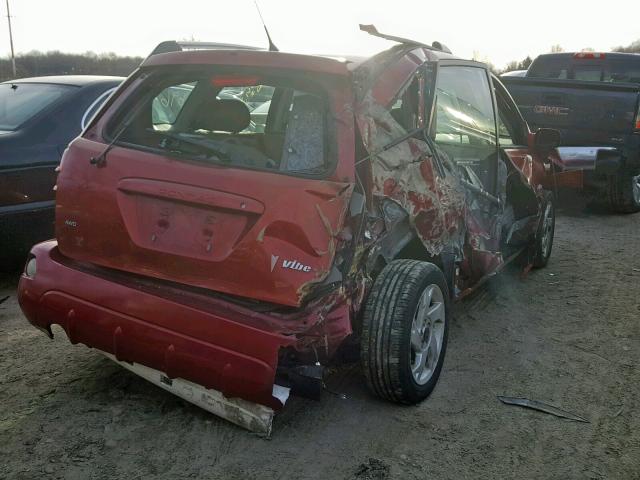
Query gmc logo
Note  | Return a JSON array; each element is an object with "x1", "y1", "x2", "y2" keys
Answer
[{"x1": 533, "y1": 105, "x2": 570, "y2": 116}]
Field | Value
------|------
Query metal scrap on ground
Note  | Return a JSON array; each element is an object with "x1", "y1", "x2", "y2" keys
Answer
[{"x1": 497, "y1": 396, "x2": 589, "y2": 423}]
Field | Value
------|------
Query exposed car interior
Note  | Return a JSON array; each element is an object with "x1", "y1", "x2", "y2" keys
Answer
[{"x1": 114, "y1": 70, "x2": 329, "y2": 175}]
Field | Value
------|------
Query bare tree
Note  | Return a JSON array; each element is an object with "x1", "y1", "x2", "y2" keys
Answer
[
  {"x1": 471, "y1": 51, "x2": 498, "y2": 74},
  {"x1": 501, "y1": 56, "x2": 532, "y2": 74}
]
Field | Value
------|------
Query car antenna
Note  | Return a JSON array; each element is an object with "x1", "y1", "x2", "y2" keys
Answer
[{"x1": 254, "y1": 0, "x2": 278, "y2": 52}]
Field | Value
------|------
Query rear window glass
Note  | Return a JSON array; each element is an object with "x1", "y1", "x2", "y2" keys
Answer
[
  {"x1": 528, "y1": 57, "x2": 569, "y2": 79},
  {"x1": 605, "y1": 59, "x2": 640, "y2": 83},
  {"x1": 0, "y1": 83, "x2": 76, "y2": 130},
  {"x1": 529, "y1": 55, "x2": 640, "y2": 84},
  {"x1": 110, "y1": 69, "x2": 329, "y2": 175},
  {"x1": 573, "y1": 64, "x2": 602, "y2": 81}
]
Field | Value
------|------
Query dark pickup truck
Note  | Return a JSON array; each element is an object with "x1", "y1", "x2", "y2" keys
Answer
[{"x1": 502, "y1": 52, "x2": 640, "y2": 212}]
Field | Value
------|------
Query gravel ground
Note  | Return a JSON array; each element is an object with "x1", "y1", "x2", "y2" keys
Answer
[{"x1": 1, "y1": 196, "x2": 638, "y2": 480}]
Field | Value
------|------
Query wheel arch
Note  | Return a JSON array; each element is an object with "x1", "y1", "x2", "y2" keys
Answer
[{"x1": 365, "y1": 232, "x2": 455, "y2": 300}]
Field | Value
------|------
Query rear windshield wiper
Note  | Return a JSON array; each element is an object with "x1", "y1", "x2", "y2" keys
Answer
[{"x1": 151, "y1": 130, "x2": 231, "y2": 163}]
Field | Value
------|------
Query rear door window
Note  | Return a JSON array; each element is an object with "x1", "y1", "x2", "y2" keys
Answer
[
  {"x1": 113, "y1": 70, "x2": 329, "y2": 175},
  {"x1": 0, "y1": 83, "x2": 77, "y2": 130}
]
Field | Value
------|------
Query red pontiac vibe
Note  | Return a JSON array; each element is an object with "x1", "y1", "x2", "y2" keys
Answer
[{"x1": 18, "y1": 27, "x2": 568, "y2": 434}]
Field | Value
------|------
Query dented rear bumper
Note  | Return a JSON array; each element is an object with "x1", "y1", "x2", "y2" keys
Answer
[{"x1": 18, "y1": 241, "x2": 303, "y2": 411}]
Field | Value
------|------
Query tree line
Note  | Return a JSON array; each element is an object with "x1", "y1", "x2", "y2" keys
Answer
[
  {"x1": 0, "y1": 51, "x2": 143, "y2": 82},
  {"x1": 1, "y1": 39, "x2": 638, "y2": 81},
  {"x1": 613, "y1": 39, "x2": 640, "y2": 54}
]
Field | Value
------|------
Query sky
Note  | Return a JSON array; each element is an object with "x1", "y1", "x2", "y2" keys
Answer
[{"x1": 1, "y1": 0, "x2": 638, "y2": 70}]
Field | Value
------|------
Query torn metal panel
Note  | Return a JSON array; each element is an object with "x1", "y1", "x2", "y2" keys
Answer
[{"x1": 355, "y1": 98, "x2": 465, "y2": 256}]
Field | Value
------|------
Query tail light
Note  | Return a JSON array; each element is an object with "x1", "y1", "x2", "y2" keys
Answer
[
  {"x1": 24, "y1": 256, "x2": 37, "y2": 278},
  {"x1": 573, "y1": 52, "x2": 605, "y2": 59},
  {"x1": 635, "y1": 108, "x2": 640, "y2": 132}
]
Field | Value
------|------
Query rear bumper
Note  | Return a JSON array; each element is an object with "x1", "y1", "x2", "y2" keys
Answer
[{"x1": 18, "y1": 241, "x2": 301, "y2": 409}]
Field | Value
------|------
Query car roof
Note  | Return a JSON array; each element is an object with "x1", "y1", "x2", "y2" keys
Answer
[
  {"x1": 321, "y1": 48, "x2": 459, "y2": 70},
  {"x1": 143, "y1": 47, "x2": 466, "y2": 76},
  {"x1": 2, "y1": 75, "x2": 124, "y2": 86}
]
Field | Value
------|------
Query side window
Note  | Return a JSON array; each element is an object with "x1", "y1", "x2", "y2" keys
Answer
[
  {"x1": 493, "y1": 80, "x2": 526, "y2": 147},
  {"x1": 497, "y1": 116, "x2": 514, "y2": 146},
  {"x1": 389, "y1": 75, "x2": 421, "y2": 131},
  {"x1": 434, "y1": 67, "x2": 496, "y2": 146},
  {"x1": 152, "y1": 82, "x2": 196, "y2": 128},
  {"x1": 433, "y1": 66, "x2": 498, "y2": 191},
  {"x1": 279, "y1": 91, "x2": 325, "y2": 172}
]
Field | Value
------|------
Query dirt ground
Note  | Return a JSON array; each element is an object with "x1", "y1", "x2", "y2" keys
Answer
[{"x1": 1, "y1": 195, "x2": 639, "y2": 480}]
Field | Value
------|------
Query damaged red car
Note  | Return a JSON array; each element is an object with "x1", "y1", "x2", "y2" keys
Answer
[{"x1": 18, "y1": 29, "x2": 560, "y2": 435}]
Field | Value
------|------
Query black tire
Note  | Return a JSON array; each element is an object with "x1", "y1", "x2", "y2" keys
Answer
[
  {"x1": 607, "y1": 170, "x2": 640, "y2": 213},
  {"x1": 361, "y1": 260, "x2": 450, "y2": 405},
  {"x1": 532, "y1": 191, "x2": 555, "y2": 268}
]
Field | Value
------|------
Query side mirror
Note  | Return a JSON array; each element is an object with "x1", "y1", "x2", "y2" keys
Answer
[{"x1": 530, "y1": 128, "x2": 561, "y2": 152}]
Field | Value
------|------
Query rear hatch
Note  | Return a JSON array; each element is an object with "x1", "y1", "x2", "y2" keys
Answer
[{"x1": 55, "y1": 54, "x2": 354, "y2": 307}]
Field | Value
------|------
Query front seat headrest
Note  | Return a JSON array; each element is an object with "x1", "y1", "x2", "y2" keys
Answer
[{"x1": 193, "y1": 98, "x2": 250, "y2": 133}]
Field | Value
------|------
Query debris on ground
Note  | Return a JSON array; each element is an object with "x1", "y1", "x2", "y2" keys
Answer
[
  {"x1": 0, "y1": 295, "x2": 9, "y2": 305},
  {"x1": 354, "y1": 458, "x2": 390, "y2": 480},
  {"x1": 498, "y1": 396, "x2": 589, "y2": 422}
]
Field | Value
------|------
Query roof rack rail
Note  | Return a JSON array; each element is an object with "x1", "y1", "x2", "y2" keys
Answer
[
  {"x1": 148, "y1": 40, "x2": 263, "y2": 57},
  {"x1": 359, "y1": 25, "x2": 452, "y2": 54}
]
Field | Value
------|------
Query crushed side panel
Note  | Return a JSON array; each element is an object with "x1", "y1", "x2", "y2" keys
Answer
[{"x1": 355, "y1": 97, "x2": 466, "y2": 256}]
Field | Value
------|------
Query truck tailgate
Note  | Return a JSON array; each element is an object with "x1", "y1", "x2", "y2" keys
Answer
[{"x1": 502, "y1": 77, "x2": 640, "y2": 144}]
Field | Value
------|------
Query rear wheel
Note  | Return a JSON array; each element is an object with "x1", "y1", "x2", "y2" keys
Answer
[
  {"x1": 361, "y1": 260, "x2": 450, "y2": 404},
  {"x1": 532, "y1": 191, "x2": 555, "y2": 268},
  {"x1": 608, "y1": 170, "x2": 640, "y2": 213}
]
